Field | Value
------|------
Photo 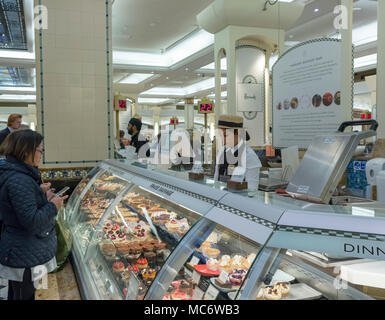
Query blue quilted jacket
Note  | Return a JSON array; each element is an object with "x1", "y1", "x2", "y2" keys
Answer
[{"x1": 0, "y1": 156, "x2": 58, "y2": 268}]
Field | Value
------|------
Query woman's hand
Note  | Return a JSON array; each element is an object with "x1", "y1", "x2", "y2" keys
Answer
[
  {"x1": 46, "y1": 188, "x2": 56, "y2": 201},
  {"x1": 50, "y1": 195, "x2": 69, "y2": 211},
  {"x1": 40, "y1": 182, "x2": 51, "y2": 193}
]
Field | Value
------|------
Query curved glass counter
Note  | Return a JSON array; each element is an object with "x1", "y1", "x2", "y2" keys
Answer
[{"x1": 66, "y1": 160, "x2": 385, "y2": 300}]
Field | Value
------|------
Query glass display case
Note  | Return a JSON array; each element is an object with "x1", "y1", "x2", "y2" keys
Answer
[{"x1": 65, "y1": 160, "x2": 385, "y2": 300}]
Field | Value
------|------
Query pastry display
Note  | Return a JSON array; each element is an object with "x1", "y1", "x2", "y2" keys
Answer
[
  {"x1": 141, "y1": 268, "x2": 157, "y2": 281},
  {"x1": 244, "y1": 253, "x2": 256, "y2": 269},
  {"x1": 126, "y1": 265, "x2": 139, "y2": 273},
  {"x1": 112, "y1": 261, "x2": 125, "y2": 273},
  {"x1": 165, "y1": 219, "x2": 181, "y2": 232},
  {"x1": 264, "y1": 286, "x2": 282, "y2": 300},
  {"x1": 273, "y1": 282, "x2": 290, "y2": 298},
  {"x1": 80, "y1": 182, "x2": 199, "y2": 300},
  {"x1": 228, "y1": 269, "x2": 247, "y2": 286},
  {"x1": 230, "y1": 255, "x2": 245, "y2": 269},
  {"x1": 207, "y1": 258, "x2": 219, "y2": 271},
  {"x1": 214, "y1": 277, "x2": 232, "y2": 289},
  {"x1": 218, "y1": 255, "x2": 231, "y2": 272},
  {"x1": 202, "y1": 247, "x2": 221, "y2": 259},
  {"x1": 136, "y1": 258, "x2": 148, "y2": 269},
  {"x1": 99, "y1": 241, "x2": 116, "y2": 256},
  {"x1": 256, "y1": 288, "x2": 264, "y2": 300}
]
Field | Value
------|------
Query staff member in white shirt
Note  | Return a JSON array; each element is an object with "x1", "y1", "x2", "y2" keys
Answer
[{"x1": 214, "y1": 115, "x2": 262, "y2": 191}]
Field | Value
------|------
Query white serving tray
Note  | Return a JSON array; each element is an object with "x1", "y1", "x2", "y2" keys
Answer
[
  {"x1": 281, "y1": 283, "x2": 322, "y2": 300},
  {"x1": 270, "y1": 269, "x2": 295, "y2": 285}
]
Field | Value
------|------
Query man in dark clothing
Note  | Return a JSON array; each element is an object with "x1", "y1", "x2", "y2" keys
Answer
[
  {"x1": 0, "y1": 114, "x2": 22, "y2": 147},
  {"x1": 127, "y1": 118, "x2": 150, "y2": 158}
]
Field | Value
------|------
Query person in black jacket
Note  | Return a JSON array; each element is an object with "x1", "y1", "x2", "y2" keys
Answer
[
  {"x1": 127, "y1": 117, "x2": 150, "y2": 158},
  {"x1": 0, "y1": 130, "x2": 67, "y2": 300},
  {"x1": 0, "y1": 114, "x2": 23, "y2": 146}
]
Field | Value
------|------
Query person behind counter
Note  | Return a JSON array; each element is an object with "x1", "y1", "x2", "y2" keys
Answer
[
  {"x1": 0, "y1": 130, "x2": 68, "y2": 300},
  {"x1": 127, "y1": 117, "x2": 150, "y2": 158},
  {"x1": 214, "y1": 115, "x2": 262, "y2": 191}
]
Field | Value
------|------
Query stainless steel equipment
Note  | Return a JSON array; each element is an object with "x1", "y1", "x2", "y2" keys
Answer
[{"x1": 286, "y1": 120, "x2": 379, "y2": 204}]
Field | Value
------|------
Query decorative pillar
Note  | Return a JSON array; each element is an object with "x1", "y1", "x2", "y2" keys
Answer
[
  {"x1": 340, "y1": 0, "x2": 354, "y2": 121},
  {"x1": 376, "y1": 0, "x2": 385, "y2": 139},
  {"x1": 153, "y1": 107, "x2": 160, "y2": 136},
  {"x1": 35, "y1": 0, "x2": 113, "y2": 173},
  {"x1": 184, "y1": 97, "x2": 194, "y2": 130}
]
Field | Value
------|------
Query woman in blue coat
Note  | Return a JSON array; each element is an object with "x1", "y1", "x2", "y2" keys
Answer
[{"x1": 0, "y1": 130, "x2": 67, "y2": 300}]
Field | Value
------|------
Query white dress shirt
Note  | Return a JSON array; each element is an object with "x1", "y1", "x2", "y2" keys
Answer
[{"x1": 214, "y1": 141, "x2": 262, "y2": 190}]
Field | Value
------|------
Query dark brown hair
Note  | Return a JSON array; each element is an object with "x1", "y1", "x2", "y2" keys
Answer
[
  {"x1": 0, "y1": 129, "x2": 43, "y2": 162},
  {"x1": 7, "y1": 114, "x2": 22, "y2": 126}
]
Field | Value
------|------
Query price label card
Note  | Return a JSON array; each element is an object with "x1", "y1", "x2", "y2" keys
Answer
[
  {"x1": 204, "y1": 284, "x2": 219, "y2": 300},
  {"x1": 218, "y1": 270, "x2": 229, "y2": 283},
  {"x1": 126, "y1": 274, "x2": 140, "y2": 300},
  {"x1": 105, "y1": 280, "x2": 111, "y2": 292},
  {"x1": 184, "y1": 267, "x2": 193, "y2": 278},
  {"x1": 97, "y1": 265, "x2": 103, "y2": 275},
  {"x1": 190, "y1": 256, "x2": 200, "y2": 266},
  {"x1": 192, "y1": 270, "x2": 201, "y2": 285},
  {"x1": 192, "y1": 287, "x2": 205, "y2": 300}
]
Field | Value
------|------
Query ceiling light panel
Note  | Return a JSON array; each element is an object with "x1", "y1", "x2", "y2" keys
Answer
[
  {"x1": 113, "y1": 29, "x2": 214, "y2": 68},
  {"x1": 138, "y1": 97, "x2": 172, "y2": 104},
  {"x1": 140, "y1": 77, "x2": 227, "y2": 97},
  {"x1": 119, "y1": 73, "x2": 154, "y2": 84},
  {"x1": 354, "y1": 54, "x2": 377, "y2": 69}
]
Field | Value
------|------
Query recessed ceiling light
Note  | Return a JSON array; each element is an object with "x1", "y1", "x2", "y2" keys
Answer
[
  {"x1": 185, "y1": 67, "x2": 189, "y2": 71},
  {"x1": 166, "y1": 77, "x2": 169, "y2": 79},
  {"x1": 314, "y1": 8, "x2": 319, "y2": 13},
  {"x1": 289, "y1": 34, "x2": 294, "y2": 39}
]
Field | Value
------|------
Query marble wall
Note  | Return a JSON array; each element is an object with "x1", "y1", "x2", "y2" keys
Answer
[{"x1": 35, "y1": 0, "x2": 113, "y2": 169}]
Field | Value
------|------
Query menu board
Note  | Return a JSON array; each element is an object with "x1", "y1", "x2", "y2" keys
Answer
[{"x1": 272, "y1": 39, "x2": 352, "y2": 149}]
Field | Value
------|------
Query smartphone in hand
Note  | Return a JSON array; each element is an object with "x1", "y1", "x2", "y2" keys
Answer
[{"x1": 55, "y1": 186, "x2": 70, "y2": 197}]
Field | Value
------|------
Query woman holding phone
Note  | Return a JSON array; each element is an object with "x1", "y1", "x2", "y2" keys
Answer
[{"x1": 0, "y1": 130, "x2": 68, "y2": 300}]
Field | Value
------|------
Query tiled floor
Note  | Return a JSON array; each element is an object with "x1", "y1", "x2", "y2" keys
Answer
[{"x1": 35, "y1": 261, "x2": 81, "y2": 300}]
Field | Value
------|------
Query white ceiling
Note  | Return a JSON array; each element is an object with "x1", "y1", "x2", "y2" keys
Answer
[
  {"x1": 0, "y1": 0, "x2": 379, "y2": 105},
  {"x1": 111, "y1": 0, "x2": 214, "y2": 52},
  {"x1": 111, "y1": 0, "x2": 379, "y2": 104}
]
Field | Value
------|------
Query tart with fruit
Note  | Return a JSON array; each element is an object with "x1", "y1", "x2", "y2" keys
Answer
[
  {"x1": 112, "y1": 261, "x2": 125, "y2": 273},
  {"x1": 136, "y1": 258, "x2": 148, "y2": 269}
]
